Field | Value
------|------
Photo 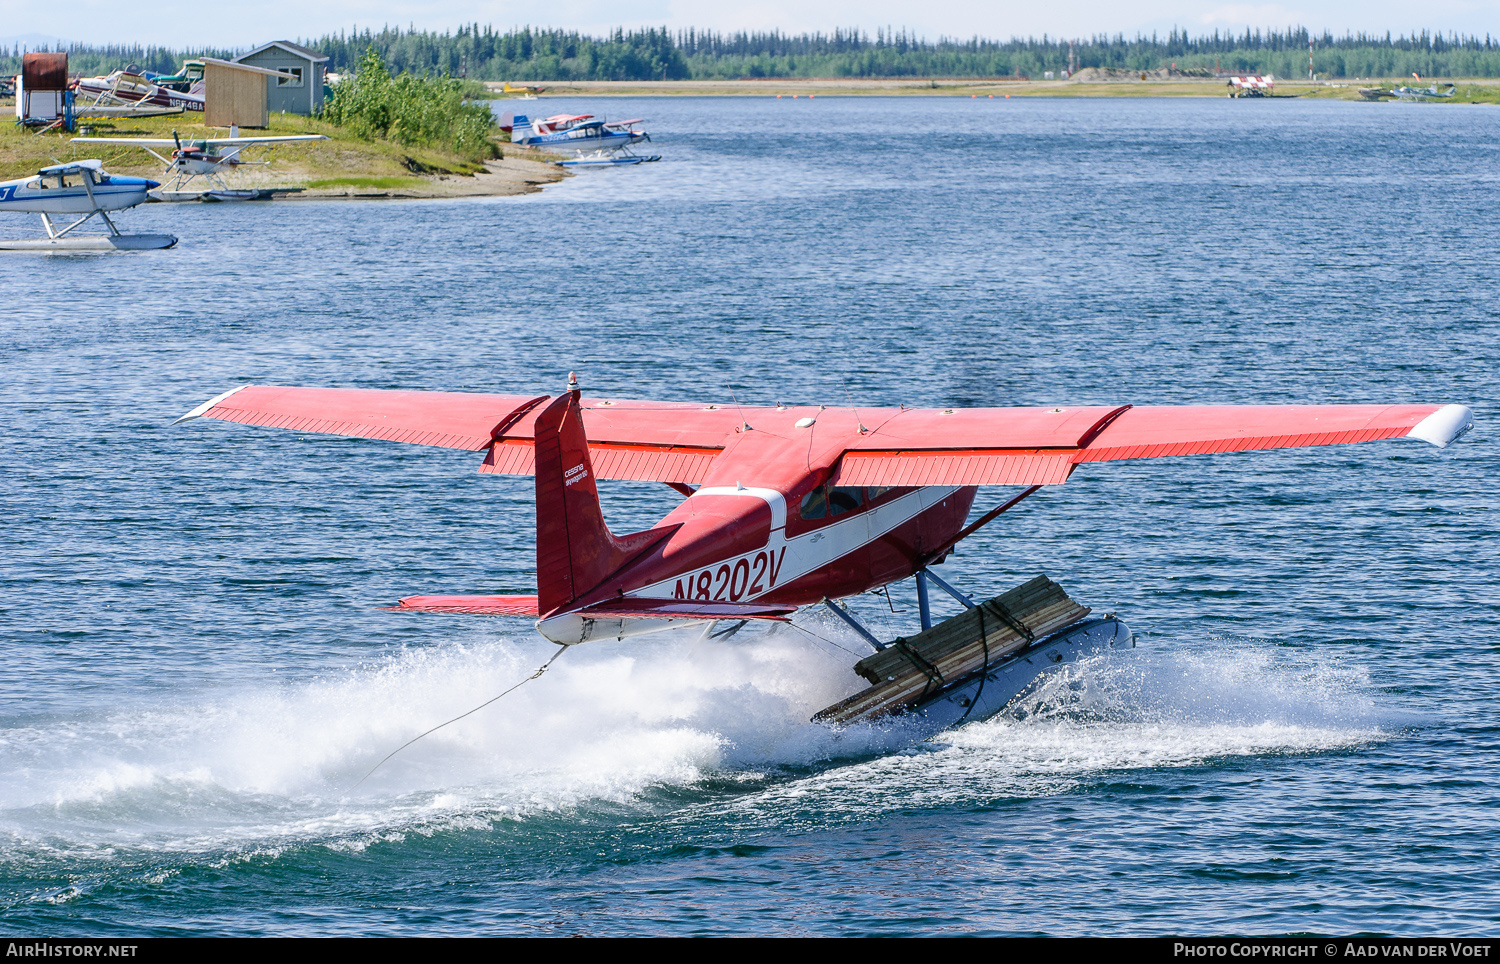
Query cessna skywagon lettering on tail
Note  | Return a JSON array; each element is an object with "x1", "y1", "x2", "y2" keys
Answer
[{"x1": 177, "y1": 375, "x2": 1473, "y2": 647}]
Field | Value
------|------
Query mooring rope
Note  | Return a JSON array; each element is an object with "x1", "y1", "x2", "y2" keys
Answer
[
  {"x1": 350, "y1": 644, "x2": 568, "y2": 790},
  {"x1": 955, "y1": 603, "x2": 991, "y2": 726}
]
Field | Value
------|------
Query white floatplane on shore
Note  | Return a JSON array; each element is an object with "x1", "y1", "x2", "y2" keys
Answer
[
  {"x1": 0, "y1": 160, "x2": 175, "y2": 250},
  {"x1": 1391, "y1": 82, "x2": 1456, "y2": 101},
  {"x1": 554, "y1": 147, "x2": 662, "y2": 168},
  {"x1": 70, "y1": 130, "x2": 328, "y2": 201}
]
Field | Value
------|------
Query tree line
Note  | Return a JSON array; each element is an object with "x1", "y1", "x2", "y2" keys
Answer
[{"x1": 8, "y1": 26, "x2": 1500, "y2": 80}]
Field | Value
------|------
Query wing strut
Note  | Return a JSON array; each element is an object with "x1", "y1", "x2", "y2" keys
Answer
[{"x1": 919, "y1": 484, "x2": 1045, "y2": 568}]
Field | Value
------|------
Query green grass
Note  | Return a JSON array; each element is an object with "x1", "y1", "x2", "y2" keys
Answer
[
  {"x1": 0, "y1": 111, "x2": 498, "y2": 185},
  {"x1": 304, "y1": 176, "x2": 428, "y2": 189}
]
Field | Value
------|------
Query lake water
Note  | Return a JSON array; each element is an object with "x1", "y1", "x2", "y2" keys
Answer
[{"x1": 1, "y1": 95, "x2": 1496, "y2": 936}]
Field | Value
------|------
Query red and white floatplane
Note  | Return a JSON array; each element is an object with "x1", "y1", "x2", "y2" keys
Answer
[{"x1": 178, "y1": 377, "x2": 1473, "y2": 728}]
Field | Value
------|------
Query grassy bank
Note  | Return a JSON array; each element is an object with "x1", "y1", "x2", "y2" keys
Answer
[{"x1": 0, "y1": 107, "x2": 564, "y2": 196}]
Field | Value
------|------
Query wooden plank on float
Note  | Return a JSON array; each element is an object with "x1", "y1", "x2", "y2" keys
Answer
[{"x1": 814, "y1": 575, "x2": 1091, "y2": 725}]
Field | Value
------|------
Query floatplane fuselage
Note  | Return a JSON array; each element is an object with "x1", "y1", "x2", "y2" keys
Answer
[
  {"x1": 0, "y1": 161, "x2": 156, "y2": 213},
  {"x1": 0, "y1": 160, "x2": 174, "y2": 249}
]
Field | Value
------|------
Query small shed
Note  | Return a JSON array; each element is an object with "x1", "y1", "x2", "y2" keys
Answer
[
  {"x1": 16, "y1": 52, "x2": 67, "y2": 122},
  {"x1": 233, "y1": 41, "x2": 329, "y2": 116},
  {"x1": 201, "y1": 58, "x2": 298, "y2": 128}
]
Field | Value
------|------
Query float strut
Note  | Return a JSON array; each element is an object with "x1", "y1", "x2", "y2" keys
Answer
[
  {"x1": 924, "y1": 569, "x2": 976, "y2": 609},
  {"x1": 823, "y1": 599, "x2": 886, "y2": 651},
  {"x1": 916, "y1": 570, "x2": 933, "y2": 631}
]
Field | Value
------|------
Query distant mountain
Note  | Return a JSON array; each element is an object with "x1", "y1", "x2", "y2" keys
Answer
[{"x1": 0, "y1": 34, "x2": 74, "y2": 49}]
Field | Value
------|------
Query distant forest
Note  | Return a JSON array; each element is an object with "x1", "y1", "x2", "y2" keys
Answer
[{"x1": 8, "y1": 26, "x2": 1500, "y2": 80}]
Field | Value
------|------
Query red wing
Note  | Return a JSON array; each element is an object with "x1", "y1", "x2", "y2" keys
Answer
[
  {"x1": 833, "y1": 403, "x2": 1472, "y2": 486},
  {"x1": 1075, "y1": 405, "x2": 1467, "y2": 463},
  {"x1": 176, "y1": 385, "x2": 543, "y2": 451},
  {"x1": 176, "y1": 386, "x2": 750, "y2": 483},
  {"x1": 387, "y1": 594, "x2": 540, "y2": 616},
  {"x1": 180, "y1": 387, "x2": 1472, "y2": 488}
]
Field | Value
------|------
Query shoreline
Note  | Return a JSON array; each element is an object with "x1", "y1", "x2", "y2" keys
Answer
[
  {"x1": 209, "y1": 153, "x2": 566, "y2": 201},
  {"x1": 0, "y1": 106, "x2": 568, "y2": 201},
  {"x1": 489, "y1": 76, "x2": 1500, "y2": 101},
  {"x1": 5, "y1": 73, "x2": 1496, "y2": 208}
]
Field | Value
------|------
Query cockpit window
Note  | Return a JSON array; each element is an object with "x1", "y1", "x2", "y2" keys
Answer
[
  {"x1": 800, "y1": 485, "x2": 864, "y2": 520},
  {"x1": 828, "y1": 486, "x2": 863, "y2": 516}
]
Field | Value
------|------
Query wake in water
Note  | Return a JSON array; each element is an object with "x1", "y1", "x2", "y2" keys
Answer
[
  {"x1": 708, "y1": 640, "x2": 1399, "y2": 828},
  {"x1": 0, "y1": 624, "x2": 1399, "y2": 861}
]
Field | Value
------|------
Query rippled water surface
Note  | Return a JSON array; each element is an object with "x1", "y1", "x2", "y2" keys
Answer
[{"x1": 1, "y1": 96, "x2": 1496, "y2": 936}]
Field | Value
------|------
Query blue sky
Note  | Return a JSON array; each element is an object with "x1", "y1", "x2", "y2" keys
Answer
[{"x1": 3, "y1": 0, "x2": 1498, "y2": 49}]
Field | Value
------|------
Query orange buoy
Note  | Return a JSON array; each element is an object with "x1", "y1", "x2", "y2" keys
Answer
[
  {"x1": 1005, "y1": 94, "x2": 1010, "y2": 99},
  {"x1": 988, "y1": 94, "x2": 993, "y2": 99},
  {"x1": 809, "y1": 94, "x2": 815, "y2": 98},
  {"x1": 777, "y1": 94, "x2": 782, "y2": 99}
]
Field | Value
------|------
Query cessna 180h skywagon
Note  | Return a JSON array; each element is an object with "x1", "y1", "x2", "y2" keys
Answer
[
  {"x1": 0, "y1": 160, "x2": 174, "y2": 250},
  {"x1": 179, "y1": 376, "x2": 1473, "y2": 654},
  {"x1": 70, "y1": 131, "x2": 329, "y2": 201}
]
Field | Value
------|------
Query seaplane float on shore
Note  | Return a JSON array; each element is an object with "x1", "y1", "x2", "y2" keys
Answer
[
  {"x1": 0, "y1": 160, "x2": 174, "y2": 250},
  {"x1": 176, "y1": 377, "x2": 1473, "y2": 730},
  {"x1": 506, "y1": 113, "x2": 661, "y2": 167},
  {"x1": 70, "y1": 130, "x2": 329, "y2": 201}
]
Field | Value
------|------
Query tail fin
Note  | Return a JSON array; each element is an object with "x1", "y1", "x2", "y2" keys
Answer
[
  {"x1": 532, "y1": 386, "x2": 666, "y2": 616},
  {"x1": 510, "y1": 114, "x2": 534, "y2": 143}
]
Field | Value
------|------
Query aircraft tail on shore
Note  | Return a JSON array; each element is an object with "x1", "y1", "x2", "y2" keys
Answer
[{"x1": 510, "y1": 114, "x2": 535, "y2": 143}]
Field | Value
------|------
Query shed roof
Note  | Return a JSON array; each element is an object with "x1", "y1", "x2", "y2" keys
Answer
[
  {"x1": 202, "y1": 57, "x2": 299, "y2": 80},
  {"x1": 235, "y1": 40, "x2": 329, "y2": 64}
]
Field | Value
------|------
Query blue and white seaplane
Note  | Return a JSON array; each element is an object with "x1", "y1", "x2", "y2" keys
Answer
[
  {"x1": 1391, "y1": 82, "x2": 1457, "y2": 101},
  {"x1": 0, "y1": 160, "x2": 175, "y2": 250},
  {"x1": 510, "y1": 113, "x2": 661, "y2": 167}
]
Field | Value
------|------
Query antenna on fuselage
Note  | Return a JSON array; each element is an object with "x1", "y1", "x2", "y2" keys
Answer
[
  {"x1": 725, "y1": 381, "x2": 752, "y2": 432},
  {"x1": 842, "y1": 377, "x2": 869, "y2": 434}
]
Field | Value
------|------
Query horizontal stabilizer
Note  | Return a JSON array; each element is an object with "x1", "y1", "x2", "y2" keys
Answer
[
  {"x1": 573, "y1": 598, "x2": 796, "y2": 621},
  {"x1": 387, "y1": 594, "x2": 539, "y2": 616}
]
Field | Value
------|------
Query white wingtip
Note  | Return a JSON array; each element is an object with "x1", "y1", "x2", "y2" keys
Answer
[
  {"x1": 175, "y1": 385, "x2": 250, "y2": 424},
  {"x1": 1407, "y1": 404, "x2": 1475, "y2": 447}
]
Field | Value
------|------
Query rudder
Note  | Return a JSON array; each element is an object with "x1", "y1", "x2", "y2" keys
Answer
[{"x1": 532, "y1": 380, "x2": 664, "y2": 616}]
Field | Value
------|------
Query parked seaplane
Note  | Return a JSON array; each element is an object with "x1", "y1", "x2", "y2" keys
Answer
[
  {"x1": 70, "y1": 130, "x2": 329, "y2": 201},
  {"x1": 0, "y1": 160, "x2": 174, "y2": 250},
  {"x1": 510, "y1": 113, "x2": 650, "y2": 152},
  {"x1": 176, "y1": 378, "x2": 1473, "y2": 724},
  {"x1": 73, "y1": 66, "x2": 204, "y2": 115},
  {"x1": 1392, "y1": 82, "x2": 1457, "y2": 101}
]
